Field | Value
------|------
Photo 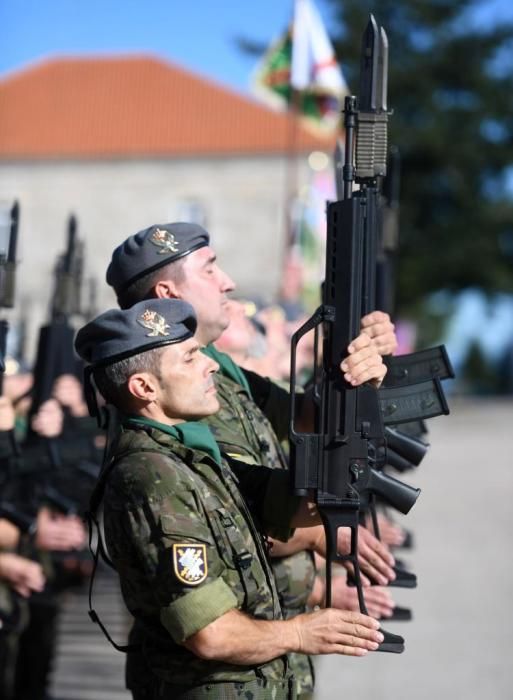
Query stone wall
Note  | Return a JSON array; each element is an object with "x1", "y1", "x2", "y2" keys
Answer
[{"x1": 0, "y1": 153, "x2": 313, "y2": 360}]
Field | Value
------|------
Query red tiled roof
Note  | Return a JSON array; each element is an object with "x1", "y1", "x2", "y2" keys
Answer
[{"x1": 0, "y1": 55, "x2": 334, "y2": 159}]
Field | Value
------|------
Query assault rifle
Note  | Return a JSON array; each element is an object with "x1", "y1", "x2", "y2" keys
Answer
[
  {"x1": 0, "y1": 200, "x2": 18, "y2": 392},
  {"x1": 332, "y1": 144, "x2": 435, "y2": 474},
  {"x1": 22, "y1": 214, "x2": 85, "y2": 515},
  {"x1": 0, "y1": 201, "x2": 28, "y2": 527},
  {"x1": 289, "y1": 15, "x2": 449, "y2": 653},
  {"x1": 29, "y1": 214, "x2": 83, "y2": 420}
]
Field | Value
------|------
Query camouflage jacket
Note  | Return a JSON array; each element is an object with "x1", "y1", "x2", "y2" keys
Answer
[
  {"x1": 203, "y1": 366, "x2": 317, "y2": 694},
  {"x1": 103, "y1": 421, "x2": 300, "y2": 688}
]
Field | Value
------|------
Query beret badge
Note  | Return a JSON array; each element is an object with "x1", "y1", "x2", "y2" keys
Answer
[
  {"x1": 150, "y1": 228, "x2": 179, "y2": 255},
  {"x1": 137, "y1": 309, "x2": 171, "y2": 337}
]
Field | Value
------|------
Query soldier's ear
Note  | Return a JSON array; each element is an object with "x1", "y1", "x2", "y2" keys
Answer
[
  {"x1": 127, "y1": 372, "x2": 159, "y2": 403},
  {"x1": 154, "y1": 279, "x2": 181, "y2": 300}
]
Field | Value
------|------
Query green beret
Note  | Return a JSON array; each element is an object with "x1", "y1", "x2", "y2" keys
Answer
[
  {"x1": 106, "y1": 222, "x2": 209, "y2": 297},
  {"x1": 75, "y1": 299, "x2": 197, "y2": 367}
]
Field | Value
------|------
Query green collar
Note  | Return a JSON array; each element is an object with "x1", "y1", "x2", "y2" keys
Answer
[
  {"x1": 124, "y1": 416, "x2": 222, "y2": 466},
  {"x1": 202, "y1": 345, "x2": 251, "y2": 395}
]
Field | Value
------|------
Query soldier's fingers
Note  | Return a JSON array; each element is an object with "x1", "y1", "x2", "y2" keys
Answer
[
  {"x1": 359, "y1": 562, "x2": 390, "y2": 586},
  {"x1": 366, "y1": 551, "x2": 396, "y2": 580},
  {"x1": 332, "y1": 645, "x2": 369, "y2": 656},
  {"x1": 347, "y1": 332, "x2": 373, "y2": 353},
  {"x1": 364, "y1": 320, "x2": 395, "y2": 337},
  {"x1": 367, "y1": 604, "x2": 393, "y2": 619},
  {"x1": 340, "y1": 610, "x2": 381, "y2": 629},
  {"x1": 361, "y1": 311, "x2": 391, "y2": 328},
  {"x1": 346, "y1": 347, "x2": 384, "y2": 370},
  {"x1": 333, "y1": 635, "x2": 380, "y2": 652},
  {"x1": 357, "y1": 545, "x2": 395, "y2": 582},
  {"x1": 372, "y1": 331, "x2": 397, "y2": 348},
  {"x1": 345, "y1": 366, "x2": 387, "y2": 387},
  {"x1": 351, "y1": 621, "x2": 384, "y2": 641},
  {"x1": 373, "y1": 338, "x2": 398, "y2": 356},
  {"x1": 342, "y1": 344, "x2": 377, "y2": 368},
  {"x1": 342, "y1": 355, "x2": 385, "y2": 384},
  {"x1": 361, "y1": 534, "x2": 395, "y2": 566},
  {"x1": 342, "y1": 561, "x2": 371, "y2": 587},
  {"x1": 364, "y1": 588, "x2": 395, "y2": 606}
]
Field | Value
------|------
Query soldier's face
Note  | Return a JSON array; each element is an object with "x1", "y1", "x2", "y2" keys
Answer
[
  {"x1": 175, "y1": 247, "x2": 235, "y2": 346},
  {"x1": 155, "y1": 338, "x2": 220, "y2": 421}
]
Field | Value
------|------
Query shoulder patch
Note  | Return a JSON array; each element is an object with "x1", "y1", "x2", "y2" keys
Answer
[{"x1": 172, "y1": 543, "x2": 207, "y2": 586}]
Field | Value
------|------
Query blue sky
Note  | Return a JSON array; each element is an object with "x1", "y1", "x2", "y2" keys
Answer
[
  {"x1": 3, "y1": 0, "x2": 512, "y2": 96},
  {"x1": 0, "y1": 0, "x2": 328, "y2": 94}
]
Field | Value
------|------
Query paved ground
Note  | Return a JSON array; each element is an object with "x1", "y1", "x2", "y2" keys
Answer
[
  {"x1": 50, "y1": 567, "x2": 131, "y2": 699},
  {"x1": 314, "y1": 397, "x2": 513, "y2": 700},
  {"x1": 49, "y1": 398, "x2": 512, "y2": 700}
]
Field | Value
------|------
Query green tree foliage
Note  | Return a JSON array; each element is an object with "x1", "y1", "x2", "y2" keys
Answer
[{"x1": 326, "y1": 0, "x2": 513, "y2": 311}]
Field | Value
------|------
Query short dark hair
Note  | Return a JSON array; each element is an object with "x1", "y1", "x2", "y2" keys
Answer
[
  {"x1": 117, "y1": 258, "x2": 186, "y2": 310},
  {"x1": 92, "y1": 347, "x2": 164, "y2": 409}
]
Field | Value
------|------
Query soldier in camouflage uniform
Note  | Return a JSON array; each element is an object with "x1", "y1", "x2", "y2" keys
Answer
[
  {"x1": 202, "y1": 357, "x2": 318, "y2": 697},
  {"x1": 107, "y1": 224, "x2": 397, "y2": 698},
  {"x1": 75, "y1": 298, "x2": 385, "y2": 699}
]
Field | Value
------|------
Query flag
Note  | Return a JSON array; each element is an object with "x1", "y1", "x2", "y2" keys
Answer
[
  {"x1": 252, "y1": 28, "x2": 294, "y2": 113},
  {"x1": 291, "y1": 0, "x2": 347, "y2": 94},
  {"x1": 252, "y1": 0, "x2": 348, "y2": 134}
]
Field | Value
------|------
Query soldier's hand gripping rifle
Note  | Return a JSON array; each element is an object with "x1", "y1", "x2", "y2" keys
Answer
[{"x1": 289, "y1": 16, "x2": 423, "y2": 653}]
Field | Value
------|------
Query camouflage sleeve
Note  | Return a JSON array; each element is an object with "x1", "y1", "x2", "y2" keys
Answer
[
  {"x1": 242, "y1": 369, "x2": 305, "y2": 442},
  {"x1": 105, "y1": 453, "x2": 238, "y2": 644}
]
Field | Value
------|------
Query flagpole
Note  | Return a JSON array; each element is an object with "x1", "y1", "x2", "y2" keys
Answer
[
  {"x1": 285, "y1": 88, "x2": 301, "y2": 250},
  {"x1": 279, "y1": 1, "x2": 303, "y2": 307}
]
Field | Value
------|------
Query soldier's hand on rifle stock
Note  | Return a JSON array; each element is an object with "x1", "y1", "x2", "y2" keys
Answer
[
  {"x1": 337, "y1": 525, "x2": 396, "y2": 586},
  {"x1": 360, "y1": 311, "x2": 398, "y2": 356},
  {"x1": 184, "y1": 605, "x2": 383, "y2": 664},
  {"x1": 306, "y1": 524, "x2": 395, "y2": 586},
  {"x1": 331, "y1": 577, "x2": 395, "y2": 620},
  {"x1": 291, "y1": 608, "x2": 383, "y2": 656},
  {"x1": 340, "y1": 333, "x2": 387, "y2": 387}
]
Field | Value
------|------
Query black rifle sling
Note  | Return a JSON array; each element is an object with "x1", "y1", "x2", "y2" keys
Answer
[{"x1": 86, "y1": 445, "x2": 173, "y2": 654}]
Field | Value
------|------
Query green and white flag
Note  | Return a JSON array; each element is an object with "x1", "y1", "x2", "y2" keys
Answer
[{"x1": 252, "y1": 0, "x2": 348, "y2": 134}]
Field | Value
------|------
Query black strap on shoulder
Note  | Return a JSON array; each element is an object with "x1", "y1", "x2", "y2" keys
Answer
[
  {"x1": 85, "y1": 408, "x2": 143, "y2": 654},
  {"x1": 86, "y1": 450, "x2": 140, "y2": 653},
  {"x1": 86, "y1": 419, "x2": 173, "y2": 654}
]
